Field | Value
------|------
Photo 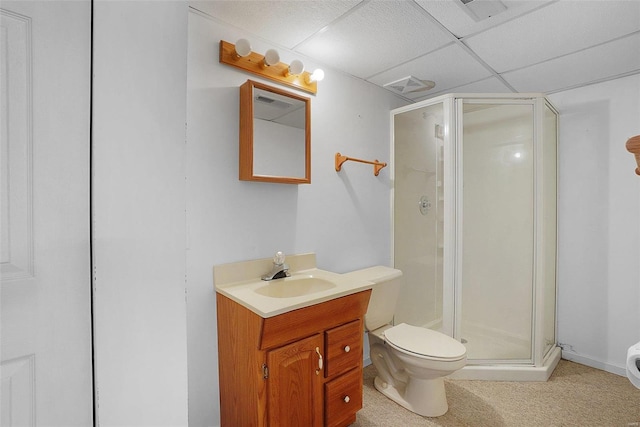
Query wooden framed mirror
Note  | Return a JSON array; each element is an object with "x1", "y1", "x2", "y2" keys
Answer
[{"x1": 239, "y1": 80, "x2": 311, "y2": 184}]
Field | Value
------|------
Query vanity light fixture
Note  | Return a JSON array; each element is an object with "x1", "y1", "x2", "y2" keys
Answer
[{"x1": 219, "y1": 39, "x2": 319, "y2": 94}]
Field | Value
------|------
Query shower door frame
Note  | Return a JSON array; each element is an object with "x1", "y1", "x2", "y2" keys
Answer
[
  {"x1": 388, "y1": 98, "x2": 455, "y2": 332},
  {"x1": 454, "y1": 97, "x2": 539, "y2": 366},
  {"x1": 390, "y1": 93, "x2": 561, "y2": 379}
]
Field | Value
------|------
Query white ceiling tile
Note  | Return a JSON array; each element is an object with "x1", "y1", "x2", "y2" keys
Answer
[
  {"x1": 295, "y1": 0, "x2": 453, "y2": 79},
  {"x1": 193, "y1": 0, "x2": 640, "y2": 97},
  {"x1": 368, "y1": 44, "x2": 494, "y2": 99},
  {"x1": 465, "y1": 0, "x2": 640, "y2": 72},
  {"x1": 419, "y1": 77, "x2": 514, "y2": 100},
  {"x1": 502, "y1": 32, "x2": 640, "y2": 93},
  {"x1": 415, "y1": 0, "x2": 552, "y2": 38},
  {"x1": 189, "y1": 1, "x2": 360, "y2": 48}
]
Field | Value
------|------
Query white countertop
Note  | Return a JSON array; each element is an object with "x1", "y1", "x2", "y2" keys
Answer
[{"x1": 214, "y1": 254, "x2": 373, "y2": 318}]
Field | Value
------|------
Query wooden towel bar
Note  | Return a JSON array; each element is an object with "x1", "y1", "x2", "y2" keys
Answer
[{"x1": 335, "y1": 153, "x2": 387, "y2": 176}]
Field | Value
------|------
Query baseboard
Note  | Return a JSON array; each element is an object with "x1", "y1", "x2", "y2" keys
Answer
[{"x1": 561, "y1": 349, "x2": 627, "y2": 377}]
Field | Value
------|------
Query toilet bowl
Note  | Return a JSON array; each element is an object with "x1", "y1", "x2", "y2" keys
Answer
[
  {"x1": 345, "y1": 266, "x2": 467, "y2": 417},
  {"x1": 369, "y1": 322, "x2": 466, "y2": 417}
]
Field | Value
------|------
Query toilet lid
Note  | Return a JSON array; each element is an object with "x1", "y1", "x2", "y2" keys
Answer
[{"x1": 384, "y1": 323, "x2": 466, "y2": 360}]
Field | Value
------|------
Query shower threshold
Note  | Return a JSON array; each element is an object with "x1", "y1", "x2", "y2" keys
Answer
[{"x1": 448, "y1": 346, "x2": 562, "y2": 382}]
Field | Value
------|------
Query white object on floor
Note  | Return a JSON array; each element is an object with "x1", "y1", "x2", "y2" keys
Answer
[{"x1": 627, "y1": 341, "x2": 640, "y2": 389}]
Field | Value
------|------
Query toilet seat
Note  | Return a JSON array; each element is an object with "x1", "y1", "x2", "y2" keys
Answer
[{"x1": 384, "y1": 323, "x2": 466, "y2": 361}]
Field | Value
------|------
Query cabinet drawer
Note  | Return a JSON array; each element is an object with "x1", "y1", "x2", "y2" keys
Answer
[
  {"x1": 325, "y1": 320, "x2": 362, "y2": 378},
  {"x1": 324, "y1": 368, "x2": 362, "y2": 427}
]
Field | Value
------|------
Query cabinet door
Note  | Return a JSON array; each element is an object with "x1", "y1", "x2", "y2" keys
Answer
[{"x1": 267, "y1": 334, "x2": 324, "y2": 427}]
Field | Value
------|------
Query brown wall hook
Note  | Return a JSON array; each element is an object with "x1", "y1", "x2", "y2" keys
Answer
[{"x1": 626, "y1": 135, "x2": 640, "y2": 176}]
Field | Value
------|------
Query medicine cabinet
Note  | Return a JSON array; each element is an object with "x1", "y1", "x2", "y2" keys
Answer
[{"x1": 239, "y1": 80, "x2": 311, "y2": 184}]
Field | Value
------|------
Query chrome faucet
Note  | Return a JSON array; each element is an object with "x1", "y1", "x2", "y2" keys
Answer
[{"x1": 261, "y1": 251, "x2": 291, "y2": 281}]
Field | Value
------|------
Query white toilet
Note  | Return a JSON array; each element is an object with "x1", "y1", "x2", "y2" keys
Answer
[{"x1": 347, "y1": 266, "x2": 467, "y2": 417}]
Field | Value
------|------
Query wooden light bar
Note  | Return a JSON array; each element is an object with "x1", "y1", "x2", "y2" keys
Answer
[
  {"x1": 626, "y1": 135, "x2": 640, "y2": 176},
  {"x1": 219, "y1": 40, "x2": 317, "y2": 95}
]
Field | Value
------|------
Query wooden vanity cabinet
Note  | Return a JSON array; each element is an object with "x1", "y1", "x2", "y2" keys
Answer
[{"x1": 216, "y1": 289, "x2": 371, "y2": 427}]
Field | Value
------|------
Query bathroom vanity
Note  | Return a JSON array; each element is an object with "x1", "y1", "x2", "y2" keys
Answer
[{"x1": 214, "y1": 254, "x2": 373, "y2": 427}]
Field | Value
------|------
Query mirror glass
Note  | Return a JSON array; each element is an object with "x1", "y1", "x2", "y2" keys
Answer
[{"x1": 239, "y1": 80, "x2": 311, "y2": 184}]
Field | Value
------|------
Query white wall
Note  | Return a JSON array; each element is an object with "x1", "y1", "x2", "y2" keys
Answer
[
  {"x1": 88, "y1": 3, "x2": 639, "y2": 424},
  {"x1": 92, "y1": 2, "x2": 190, "y2": 425},
  {"x1": 186, "y1": 9, "x2": 407, "y2": 426},
  {"x1": 549, "y1": 73, "x2": 640, "y2": 375}
]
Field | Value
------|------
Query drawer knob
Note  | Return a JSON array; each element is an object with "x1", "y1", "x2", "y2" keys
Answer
[
  {"x1": 343, "y1": 396, "x2": 350, "y2": 403},
  {"x1": 344, "y1": 345, "x2": 351, "y2": 353}
]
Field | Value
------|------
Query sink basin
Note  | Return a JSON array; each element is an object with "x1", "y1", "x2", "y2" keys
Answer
[
  {"x1": 214, "y1": 254, "x2": 374, "y2": 317},
  {"x1": 254, "y1": 276, "x2": 337, "y2": 298}
]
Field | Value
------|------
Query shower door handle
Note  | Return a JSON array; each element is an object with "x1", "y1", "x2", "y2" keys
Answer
[{"x1": 419, "y1": 196, "x2": 431, "y2": 215}]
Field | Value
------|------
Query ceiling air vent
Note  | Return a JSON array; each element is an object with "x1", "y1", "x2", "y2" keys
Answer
[
  {"x1": 459, "y1": 0, "x2": 507, "y2": 21},
  {"x1": 383, "y1": 76, "x2": 436, "y2": 96}
]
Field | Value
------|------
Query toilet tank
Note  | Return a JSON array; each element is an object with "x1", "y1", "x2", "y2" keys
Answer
[{"x1": 343, "y1": 266, "x2": 403, "y2": 331}]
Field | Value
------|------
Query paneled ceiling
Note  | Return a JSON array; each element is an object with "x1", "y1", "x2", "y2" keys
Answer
[{"x1": 190, "y1": 0, "x2": 640, "y2": 101}]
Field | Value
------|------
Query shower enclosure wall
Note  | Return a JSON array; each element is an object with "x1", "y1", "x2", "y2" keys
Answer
[{"x1": 392, "y1": 94, "x2": 560, "y2": 381}]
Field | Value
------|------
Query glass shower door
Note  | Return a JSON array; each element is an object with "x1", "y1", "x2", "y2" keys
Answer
[
  {"x1": 457, "y1": 101, "x2": 535, "y2": 363},
  {"x1": 393, "y1": 102, "x2": 445, "y2": 330}
]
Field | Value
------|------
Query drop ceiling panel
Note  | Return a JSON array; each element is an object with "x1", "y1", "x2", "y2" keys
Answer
[
  {"x1": 369, "y1": 44, "x2": 494, "y2": 99},
  {"x1": 416, "y1": 0, "x2": 552, "y2": 38},
  {"x1": 420, "y1": 76, "x2": 514, "y2": 100},
  {"x1": 192, "y1": 0, "x2": 640, "y2": 97},
  {"x1": 296, "y1": 0, "x2": 453, "y2": 79},
  {"x1": 189, "y1": 0, "x2": 360, "y2": 48},
  {"x1": 502, "y1": 33, "x2": 640, "y2": 93},
  {"x1": 465, "y1": 0, "x2": 640, "y2": 73}
]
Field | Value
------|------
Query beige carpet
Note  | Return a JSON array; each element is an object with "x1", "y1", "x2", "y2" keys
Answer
[{"x1": 355, "y1": 360, "x2": 640, "y2": 427}]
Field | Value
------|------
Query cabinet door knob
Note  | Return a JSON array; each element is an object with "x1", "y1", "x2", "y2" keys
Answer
[
  {"x1": 343, "y1": 396, "x2": 350, "y2": 403},
  {"x1": 344, "y1": 345, "x2": 351, "y2": 353}
]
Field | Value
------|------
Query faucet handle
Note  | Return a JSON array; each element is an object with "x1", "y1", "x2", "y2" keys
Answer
[{"x1": 273, "y1": 251, "x2": 285, "y2": 265}]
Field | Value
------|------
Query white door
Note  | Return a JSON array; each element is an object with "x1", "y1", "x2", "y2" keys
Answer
[{"x1": 1, "y1": 1, "x2": 93, "y2": 425}]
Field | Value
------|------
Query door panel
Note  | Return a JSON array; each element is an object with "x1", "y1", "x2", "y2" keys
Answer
[
  {"x1": 1, "y1": 2, "x2": 92, "y2": 425},
  {"x1": 267, "y1": 334, "x2": 323, "y2": 427},
  {"x1": 459, "y1": 101, "x2": 534, "y2": 362}
]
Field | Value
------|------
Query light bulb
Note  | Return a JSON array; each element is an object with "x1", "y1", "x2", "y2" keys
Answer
[
  {"x1": 263, "y1": 49, "x2": 280, "y2": 67},
  {"x1": 286, "y1": 59, "x2": 305, "y2": 76},
  {"x1": 308, "y1": 69, "x2": 325, "y2": 83},
  {"x1": 234, "y1": 39, "x2": 251, "y2": 58}
]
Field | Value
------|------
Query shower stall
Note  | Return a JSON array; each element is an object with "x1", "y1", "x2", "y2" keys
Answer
[{"x1": 391, "y1": 94, "x2": 560, "y2": 381}]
